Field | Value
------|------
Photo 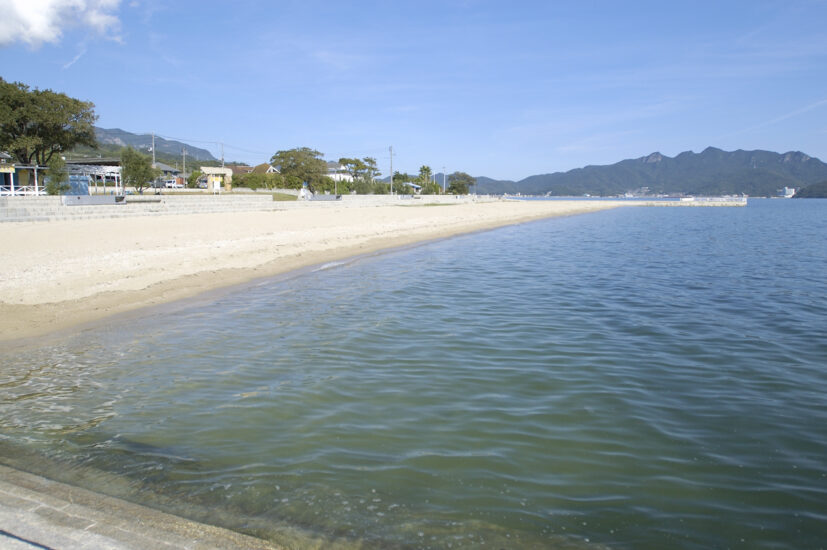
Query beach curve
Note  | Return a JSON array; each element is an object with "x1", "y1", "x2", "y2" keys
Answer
[{"x1": 0, "y1": 200, "x2": 624, "y2": 343}]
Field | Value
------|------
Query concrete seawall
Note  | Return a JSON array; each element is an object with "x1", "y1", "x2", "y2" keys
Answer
[
  {"x1": 0, "y1": 194, "x2": 495, "y2": 223},
  {"x1": 0, "y1": 194, "x2": 746, "y2": 223}
]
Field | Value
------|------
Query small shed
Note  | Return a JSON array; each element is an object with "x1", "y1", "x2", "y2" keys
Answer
[
  {"x1": 0, "y1": 163, "x2": 47, "y2": 195},
  {"x1": 66, "y1": 158, "x2": 122, "y2": 195}
]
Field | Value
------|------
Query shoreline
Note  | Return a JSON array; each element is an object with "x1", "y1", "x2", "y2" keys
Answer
[
  {"x1": 0, "y1": 200, "x2": 626, "y2": 343},
  {"x1": 0, "y1": 461, "x2": 284, "y2": 550}
]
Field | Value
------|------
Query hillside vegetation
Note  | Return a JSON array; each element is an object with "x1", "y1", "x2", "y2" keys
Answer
[
  {"x1": 793, "y1": 181, "x2": 827, "y2": 198},
  {"x1": 67, "y1": 127, "x2": 219, "y2": 167}
]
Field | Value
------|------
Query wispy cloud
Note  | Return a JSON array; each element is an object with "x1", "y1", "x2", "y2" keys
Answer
[
  {"x1": 63, "y1": 47, "x2": 88, "y2": 69},
  {"x1": 128, "y1": 0, "x2": 164, "y2": 23},
  {"x1": 0, "y1": 0, "x2": 122, "y2": 48},
  {"x1": 719, "y1": 97, "x2": 827, "y2": 139}
]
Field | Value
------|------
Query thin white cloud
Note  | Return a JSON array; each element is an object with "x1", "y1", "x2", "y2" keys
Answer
[
  {"x1": 63, "y1": 46, "x2": 88, "y2": 69},
  {"x1": 0, "y1": 0, "x2": 122, "y2": 48},
  {"x1": 719, "y1": 97, "x2": 827, "y2": 139},
  {"x1": 128, "y1": 0, "x2": 164, "y2": 24}
]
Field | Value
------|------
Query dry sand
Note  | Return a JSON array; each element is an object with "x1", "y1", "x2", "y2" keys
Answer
[{"x1": 0, "y1": 200, "x2": 624, "y2": 342}]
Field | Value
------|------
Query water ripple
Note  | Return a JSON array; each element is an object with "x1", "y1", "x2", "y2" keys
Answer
[{"x1": 1, "y1": 200, "x2": 825, "y2": 549}]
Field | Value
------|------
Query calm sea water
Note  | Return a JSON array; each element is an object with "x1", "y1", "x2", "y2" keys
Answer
[{"x1": 1, "y1": 199, "x2": 825, "y2": 549}]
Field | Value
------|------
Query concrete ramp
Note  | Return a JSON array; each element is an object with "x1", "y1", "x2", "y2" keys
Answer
[{"x1": 0, "y1": 464, "x2": 281, "y2": 549}]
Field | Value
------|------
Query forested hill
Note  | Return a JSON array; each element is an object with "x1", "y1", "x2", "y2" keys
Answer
[
  {"x1": 91, "y1": 127, "x2": 217, "y2": 161},
  {"x1": 793, "y1": 181, "x2": 827, "y2": 198},
  {"x1": 475, "y1": 147, "x2": 827, "y2": 197}
]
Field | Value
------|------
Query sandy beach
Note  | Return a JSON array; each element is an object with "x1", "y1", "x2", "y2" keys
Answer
[{"x1": 0, "y1": 200, "x2": 623, "y2": 342}]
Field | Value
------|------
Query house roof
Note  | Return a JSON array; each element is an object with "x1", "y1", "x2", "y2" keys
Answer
[
  {"x1": 154, "y1": 162, "x2": 180, "y2": 173},
  {"x1": 67, "y1": 157, "x2": 121, "y2": 166},
  {"x1": 251, "y1": 163, "x2": 278, "y2": 174},
  {"x1": 229, "y1": 165, "x2": 253, "y2": 176},
  {"x1": 0, "y1": 151, "x2": 12, "y2": 161}
]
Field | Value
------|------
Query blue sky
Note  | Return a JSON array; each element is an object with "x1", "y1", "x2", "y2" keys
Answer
[{"x1": 2, "y1": 0, "x2": 826, "y2": 180}]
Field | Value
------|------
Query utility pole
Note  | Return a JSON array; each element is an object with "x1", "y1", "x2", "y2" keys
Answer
[
  {"x1": 389, "y1": 145, "x2": 394, "y2": 195},
  {"x1": 221, "y1": 143, "x2": 224, "y2": 168},
  {"x1": 151, "y1": 133, "x2": 156, "y2": 167},
  {"x1": 182, "y1": 147, "x2": 187, "y2": 177},
  {"x1": 442, "y1": 165, "x2": 446, "y2": 193}
]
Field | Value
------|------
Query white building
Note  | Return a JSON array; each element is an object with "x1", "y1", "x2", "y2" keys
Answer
[{"x1": 326, "y1": 161, "x2": 354, "y2": 183}]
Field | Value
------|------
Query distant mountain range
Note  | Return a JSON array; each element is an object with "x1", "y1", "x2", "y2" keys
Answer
[
  {"x1": 91, "y1": 127, "x2": 217, "y2": 162},
  {"x1": 475, "y1": 147, "x2": 827, "y2": 197},
  {"x1": 68, "y1": 132, "x2": 827, "y2": 197}
]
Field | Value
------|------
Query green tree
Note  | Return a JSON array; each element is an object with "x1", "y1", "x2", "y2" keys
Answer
[
  {"x1": 338, "y1": 157, "x2": 367, "y2": 180},
  {"x1": 418, "y1": 165, "x2": 433, "y2": 184},
  {"x1": 363, "y1": 157, "x2": 381, "y2": 181},
  {"x1": 121, "y1": 146, "x2": 159, "y2": 194},
  {"x1": 371, "y1": 181, "x2": 390, "y2": 194},
  {"x1": 281, "y1": 175, "x2": 302, "y2": 189},
  {"x1": 270, "y1": 147, "x2": 328, "y2": 190},
  {"x1": 339, "y1": 156, "x2": 382, "y2": 183},
  {"x1": 45, "y1": 155, "x2": 70, "y2": 195},
  {"x1": 234, "y1": 172, "x2": 268, "y2": 190},
  {"x1": 447, "y1": 171, "x2": 475, "y2": 194},
  {"x1": 346, "y1": 157, "x2": 382, "y2": 194},
  {"x1": 420, "y1": 181, "x2": 441, "y2": 195},
  {"x1": 392, "y1": 171, "x2": 412, "y2": 184},
  {"x1": 352, "y1": 178, "x2": 372, "y2": 194},
  {"x1": 187, "y1": 169, "x2": 202, "y2": 189},
  {"x1": 416, "y1": 165, "x2": 440, "y2": 194},
  {"x1": 310, "y1": 176, "x2": 346, "y2": 194},
  {"x1": 0, "y1": 78, "x2": 97, "y2": 166},
  {"x1": 266, "y1": 172, "x2": 285, "y2": 189}
]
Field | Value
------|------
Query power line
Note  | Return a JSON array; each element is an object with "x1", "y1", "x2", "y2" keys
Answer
[{"x1": 151, "y1": 133, "x2": 268, "y2": 157}]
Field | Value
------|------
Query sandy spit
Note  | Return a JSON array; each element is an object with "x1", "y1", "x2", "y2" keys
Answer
[{"x1": 0, "y1": 200, "x2": 624, "y2": 342}]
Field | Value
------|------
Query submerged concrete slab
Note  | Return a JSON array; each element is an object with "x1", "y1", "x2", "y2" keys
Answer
[{"x1": 0, "y1": 464, "x2": 282, "y2": 549}]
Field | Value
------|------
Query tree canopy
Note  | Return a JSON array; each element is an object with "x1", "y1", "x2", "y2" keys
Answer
[
  {"x1": 339, "y1": 156, "x2": 381, "y2": 182},
  {"x1": 0, "y1": 78, "x2": 97, "y2": 166},
  {"x1": 447, "y1": 171, "x2": 475, "y2": 194},
  {"x1": 187, "y1": 169, "x2": 203, "y2": 189},
  {"x1": 270, "y1": 147, "x2": 328, "y2": 189},
  {"x1": 418, "y1": 165, "x2": 433, "y2": 183},
  {"x1": 416, "y1": 165, "x2": 441, "y2": 194},
  {"x1": 392, "y1": 171, "x2": 413, "y2": 184},
  {"x1": 233, "y1": 171, "x2": 285, "y2": 191},
  {"x1": 120, "y1": 147, "x2": 159, "y2": 194},
  {"x1": 45, "y1": 155, "x2": 69, "y2": 195},
  {"x1": 338, "y1": 157, "x2": 366, "y2": 180}
]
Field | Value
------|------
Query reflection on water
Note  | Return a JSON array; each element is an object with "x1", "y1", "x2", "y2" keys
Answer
[{"x1": 1, "y1": 199, "x2": 826, "y2": 549}]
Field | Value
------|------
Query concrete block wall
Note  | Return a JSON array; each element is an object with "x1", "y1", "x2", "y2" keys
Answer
[{"x1": 0, "y1": 194, "x2": 497, "y2": 223}]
